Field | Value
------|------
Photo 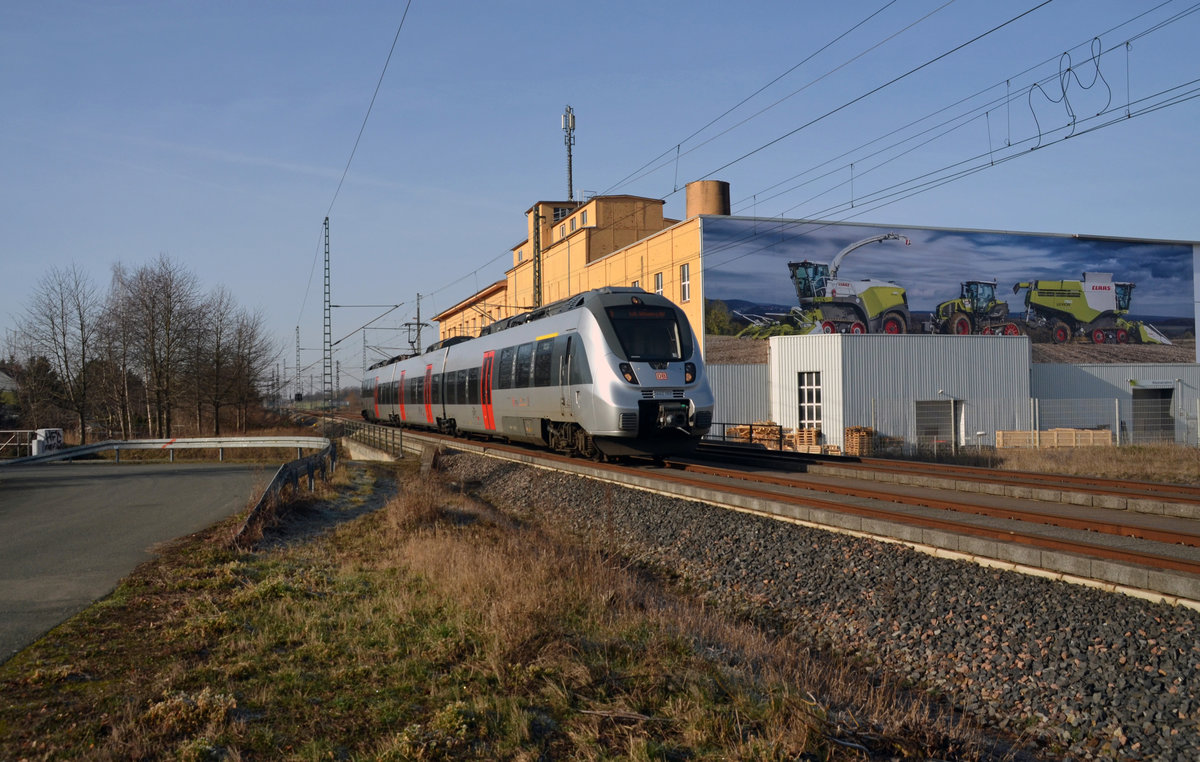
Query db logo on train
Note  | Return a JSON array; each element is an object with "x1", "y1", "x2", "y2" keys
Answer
[{"x1": 655, "y1": 371, "x2": 668, "y2": 381}]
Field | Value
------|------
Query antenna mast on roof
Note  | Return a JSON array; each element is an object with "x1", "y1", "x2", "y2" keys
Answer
[{"x1": 562, "y1": 105, "x2": 576, "y2": 201}]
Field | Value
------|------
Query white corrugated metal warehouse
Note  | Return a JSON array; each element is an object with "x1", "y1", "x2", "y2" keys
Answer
[
  {"x1": 703, "y1": 335, "x2": 1200, "y2": 451},
  {"x1": 766, "y1": 334, "x2": 1032, "y2": 451},
  {"x1": 1031, "y1": 364, "x2": 1200, "y2": 445}
]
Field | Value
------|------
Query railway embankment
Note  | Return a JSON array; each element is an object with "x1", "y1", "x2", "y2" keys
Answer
[{"x1": 443, "y1": 450, "x2": 1200, "y2": 760}]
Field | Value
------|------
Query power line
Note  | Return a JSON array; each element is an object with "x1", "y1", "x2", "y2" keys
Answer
[
  {"x1": 296, "y1": 1, "x2": 414, "y2": 328},
  {"x1": 599, "y1": 0, "x2": 909, "y2": 195},
  {"x1": 694, "y1": 1, "x2": 1056, "y2": 184}
]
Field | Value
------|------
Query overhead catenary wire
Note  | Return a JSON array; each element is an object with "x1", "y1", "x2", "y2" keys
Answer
[
  {"x1": 415, "y1": 1, "x2": 965, "y2": 321},
  {"x1": 296, "y1": 1, "x2": 414, "y2": 328},
  {"x1": 694, "y1": 1, "x2": 1056, "y2": 185},
  {"x1": 598, "y1": 0, "x2": 908, "y2": 196},
  {"x1": 387, "y1": 1, "x2": 1196, "y2": 346}
]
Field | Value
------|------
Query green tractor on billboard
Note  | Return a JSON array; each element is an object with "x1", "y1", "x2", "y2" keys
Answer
[
  {"x1": 736, "y1": 232, "x2": 913, "y2": 338},
  {"x1": 1012, "y1": 272, "x2": 1171, "y2": 344},
  {"x1": 930, "y1": 280, "x2": 1022, "y2": 335}
]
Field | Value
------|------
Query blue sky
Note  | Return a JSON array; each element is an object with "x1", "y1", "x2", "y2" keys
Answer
[{"x1": 3, "y1": 1, "x2": 1199, "y2": 382}]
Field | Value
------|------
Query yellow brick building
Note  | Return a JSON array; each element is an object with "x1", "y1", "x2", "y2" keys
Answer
[{"x1": 433, "y1": 180, "x2": 729, "y2": 352}]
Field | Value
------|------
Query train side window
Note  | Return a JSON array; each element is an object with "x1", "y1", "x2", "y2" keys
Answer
[
  {"x1": 515, "y1": 343, "x2": 534, "y2": 387},
  {"x1": 431, "y1": 374, "x2": 441, "y2": 405},
  {"x1": 467, "y1": 367, "x2": 480, "y2": 404},
  {"x1": 568, "y1": 337, "x2": 592, "y2": 384},
  {"x1": 533, "y1": 338, "x2": 554, "y2": 387},
  {"x1": 498, "y1": 347, "x2": 515, "y2": 389}
]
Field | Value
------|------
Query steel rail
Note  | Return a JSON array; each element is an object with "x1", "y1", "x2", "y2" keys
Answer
[
  {"x1": 674, "y1": 460, "x2": 1200, "y2": 548},
  {"x1": 610, "y1": 458, "x2": 1200, "y2": 577},
  {"x1": 696, "y1": 441, "x2": 1200, "y2": 505}
]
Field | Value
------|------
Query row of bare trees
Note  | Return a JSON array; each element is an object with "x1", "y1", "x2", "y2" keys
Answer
[{"x1": 5, "y1": 255, "x2": 278, "y2": 443}]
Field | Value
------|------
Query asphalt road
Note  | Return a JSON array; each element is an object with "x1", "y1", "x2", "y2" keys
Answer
[{"x1": 0, "y1": 461, "x2": 271, "y2": 663}]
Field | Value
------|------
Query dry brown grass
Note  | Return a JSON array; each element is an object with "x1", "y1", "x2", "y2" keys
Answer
[
  {"x1": 0, "y1": 461, "x2": 1004, "y2": 760},
  {"x1": 992, "y1": 444, "x2": 1200, "y2": 485},
  {"x1": 915, "y1": 443, "x2": 1200, "y2": 485}
]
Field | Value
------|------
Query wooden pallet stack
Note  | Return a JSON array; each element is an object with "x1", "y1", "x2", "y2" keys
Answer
[
  {"x1": 995, "y1": 428, "x2": 1113, "y2": 448},
  {"x1": 843, "y1": 426, "x2": 875, "y2": 456},
  {"x1": 750, "y1": 421, "x2": 785, "y2": 447},
  {"x1": 790, "y1": 427, "x2": 821, "y2": 453}
]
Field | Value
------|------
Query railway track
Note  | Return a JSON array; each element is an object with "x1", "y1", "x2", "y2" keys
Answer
[
  {"x1": 697, "y1": 440, "x2": 1200, "y2": 508},
  {"x1": 336, "y1": 421, "x2": 1200, "y2": 605}
]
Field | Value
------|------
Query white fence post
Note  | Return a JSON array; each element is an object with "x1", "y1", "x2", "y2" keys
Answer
[
  {"x1": 1115, "y1": 398, "x2": 1121, "y2": 447},
  {"x1": 1032, "y1": 398, "x2": 1039, "y2": 449}
]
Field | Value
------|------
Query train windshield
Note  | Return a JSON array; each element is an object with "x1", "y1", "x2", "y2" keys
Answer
[{"x1": 605, "y1": 305, "x2": 684, "y2": 361}]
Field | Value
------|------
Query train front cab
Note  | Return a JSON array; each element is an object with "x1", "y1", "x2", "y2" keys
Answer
[{"x1": 584, "y1": 294, "x2": 714, "y2": 457}]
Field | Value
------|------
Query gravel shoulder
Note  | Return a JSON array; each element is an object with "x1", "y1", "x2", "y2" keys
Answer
[{"x1": 443, "y1": 451, "x2": 1200, "y2": 760}]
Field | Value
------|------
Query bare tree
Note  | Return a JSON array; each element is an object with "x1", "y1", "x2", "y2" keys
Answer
[
  {"x1": 117, "y1": 255, "x2": 200, "y2": 437},
  {"x1": 17, "y1": 264, "x2": 101, "y2": 443},
  {"x1": 230, "y1": 307, "x2": 277, "y2": 432},
  {"x1": 191, "y1": 286, "x2": 239, "y2": 435},
  {"x1": 94, "y1": 264, "x2": 143, "y2": 438}
]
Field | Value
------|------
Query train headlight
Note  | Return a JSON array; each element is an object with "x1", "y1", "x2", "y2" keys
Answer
[
  {"x1": 684, "y1": 362, "x2": 696, "y2": 384},
  {"x1": 619, "y1": 362, "x2": 639, "y2": 384}
]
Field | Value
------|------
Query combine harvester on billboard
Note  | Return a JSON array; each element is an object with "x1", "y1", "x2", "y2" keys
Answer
[
  {"x1": 737, "y1": 233, "x2": 912, "y2": 337},
  {"x1": 1012, "y1": 272, "x2": 1172, "y2": 345}
]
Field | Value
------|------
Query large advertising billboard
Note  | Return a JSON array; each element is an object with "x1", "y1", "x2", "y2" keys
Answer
[{"x1": 702, "y1": 217, "x2": 1197, "y2": 361}]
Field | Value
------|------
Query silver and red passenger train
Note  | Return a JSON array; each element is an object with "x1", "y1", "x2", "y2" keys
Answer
[{"x1": 361, "y1": 288, "x2": 714, "y2": 459}]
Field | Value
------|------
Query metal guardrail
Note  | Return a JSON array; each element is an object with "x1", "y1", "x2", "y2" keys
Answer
[
  {"x1": 335, "y1": 419, "x2": 405, "y2": 457},
  {"x1": 0, "y1": 436, "x2": 332, "y2": 466},
  {"x1": 0, "y1": 433, "x2": 340, "y2": 548},
  {"x1": 232, "y1": 439, "x2": 339, "y2": 547}
]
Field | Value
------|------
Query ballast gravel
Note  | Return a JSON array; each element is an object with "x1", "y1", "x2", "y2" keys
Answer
[{"x1": 440, "y1": 453, "x2": 1200, "y2": 760}]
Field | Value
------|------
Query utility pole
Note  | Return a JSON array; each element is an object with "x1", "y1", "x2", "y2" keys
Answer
[
  {"x1": 322, "y1": 217, "x2": 333, "y2": 413},
  {"x1": 562, "y1": 105, "x2": 576, "y2": 201},
  {"x1": 532, "y1": 210, "x2": 543, "y2": 308},
  {"x1": 295, "y1": 327, "x2": 301, "y2": 403},
  {"x1": 403, "y1": 293, "x2": 431, "y2": 354}
]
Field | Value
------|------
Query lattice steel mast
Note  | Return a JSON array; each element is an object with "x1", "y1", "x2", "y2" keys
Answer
[{"x1": 322, "y1": 217, "x2": 333, "y2": 410}]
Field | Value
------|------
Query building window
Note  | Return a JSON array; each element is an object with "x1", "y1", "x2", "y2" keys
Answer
[
  {"x1": 560, "y1": 224, "x2": 566, "y2": 238},
  {"x1": 570, "y1": 217, "x2": 577, "y2": 232},
  {"x1": 517, "y1": 250, "x2": 523, "y2": 262},
  {"x1": 553, "y1": 206, "x2": 570, "y2": 222},
  {"x1": 631, "y1": 280, "x2": 640, "y2": 289},
  {"x1": 654, "y1": 272, "x2": 663, "y2": 295},
  {"x1": 798, "y1": 371, "x2": 822, "y2": 430},
  {"x1": 680, "y1": 263, "x2": 691, "y2": 302},
  {"x1": 581, "y1": 210, "x2": 588, "y2": 225}
]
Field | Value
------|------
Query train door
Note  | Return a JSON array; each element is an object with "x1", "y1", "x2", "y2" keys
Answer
[
  {"x1": 558, "y1": 335, "x2": 575, "y2": 418},
  {"x1": 424, "y1": 364, "x2": 434, "y2": 424},
  {"x1": 561, "y1": 334, "x2": 593, "y2": 423},
  {"x1": 481, "y1": 351, "x2": 496, "y2": 430},
  {"x1": 398, "y1": 370, "x2": 407, "y2": 422}
]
